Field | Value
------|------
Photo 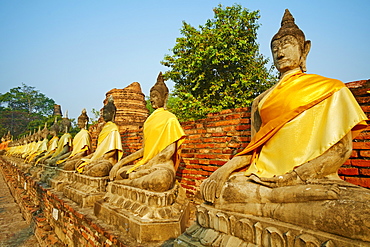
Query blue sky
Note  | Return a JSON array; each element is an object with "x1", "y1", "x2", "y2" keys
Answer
[{"x1": 1, "y1": 0, "x2": 369, "y2": 120}]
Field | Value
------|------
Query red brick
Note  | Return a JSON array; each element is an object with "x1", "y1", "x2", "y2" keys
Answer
[
  {"x1": 359, "y1": 168, "x2": 370, "y2": 176},
  {"x1": 343, "y1": 177, "x2": 370, "y2": 188},
  {"x1": 359, "y1": 150, "x2": 370, "y2": 158},
  {"x1": 214, "y1": 119, "x2": 241, "y2": 127},
  {"x1": 235, "y1": 125, "x2": 250, "y2": 131},
  {"x1": 202, "y1": 165, "x2": 219, "y2": 172},
  {"x1": 355, "y1": 96, "x2": 370, "y2": 104},
  {"x1": 181, "y1": 184, "x2": 196, "y2": 191},
  {"x1": 352, "y1": 141, "x2": 370, "y2": 149},
  {"x1": 225, "y1": 113, "x2": 242, "y2": 120},
  {"x1": 198, "y1": 159, "x2": 210, "y2": 165},
  {"x1": 338, "y1": 167, "x2": 359, "y2": 176},
  {"x1": 222, "y1": 126, "x2": 235, "y2": 132},
  {"x1": 351, "y1": 159, "x2": 370, "y2": 168},
  {"x1": 209, "y1": 160, "x2": 227, "y2": 166}
]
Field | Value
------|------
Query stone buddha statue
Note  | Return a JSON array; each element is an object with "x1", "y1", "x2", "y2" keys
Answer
[
  {"x1": 24, "y1": 126, "x2": 42, "y2": 162},
  {"x1": 76, "y1": 96, "x2": 123, "y2": 177},
  {"x1": 56, "y1": 109, "x2": 92, "y2": 171},
  {"x1": 46, "y1": 112, "x2": 73, "y2": 166},
  {"x1": 35, "y1": 118, "x2": 60, "y2": 164},
  {"x1": 109, "y1": 72, "x2": 185, "y2": 192},
  {"x1": 27, "y1": 123, "x2": 49, "y2": 164},
  {"x1": 193, "y1": 9, "x2": 370, "y2": 243},
  {"x1": 58, "y1": 108, "x2": 92, "y2": 170}
]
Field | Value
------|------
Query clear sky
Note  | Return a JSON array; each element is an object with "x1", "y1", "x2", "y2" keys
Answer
[{"x1": 1, "y1": 0, "x2": 369, "y2": 120}]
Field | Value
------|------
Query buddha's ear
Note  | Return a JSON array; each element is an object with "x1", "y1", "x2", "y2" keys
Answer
[{"x1": 300, "y1": 40, "x2": 311, "y2": 72}]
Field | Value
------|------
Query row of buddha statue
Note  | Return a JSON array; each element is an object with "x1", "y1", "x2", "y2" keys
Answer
[
  {"x1": 2, "y1": 71, "x2": 185, "y2": 194},
  {"x1": 1, "y1": 9, "x2": 369, "y2": 245}
]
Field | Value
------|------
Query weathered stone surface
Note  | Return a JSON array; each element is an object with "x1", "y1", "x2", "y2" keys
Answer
[
  {"x1": 49, "y1": 168, "x2": 74, "y2": 191},
  {"x1": 63, "y1": 173, "x2": 109, "y2": 207},
  {"x1": 175, "y1": 203, "x2": 369, "y2": 247},
  {"x1": 94, "y1": 181, "x2": 190, "y2": 243}
]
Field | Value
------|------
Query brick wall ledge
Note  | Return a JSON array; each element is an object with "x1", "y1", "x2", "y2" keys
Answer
[{"x1": 0, "y1": 157, "x2": 172, "y2": 247}]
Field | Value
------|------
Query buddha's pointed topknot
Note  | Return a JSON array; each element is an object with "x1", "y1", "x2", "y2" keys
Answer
[
  {"x1": 281, "y1": 9, "x2": 295, "y2": 27},
  {"x1": 151, "y1": 72, "x2": 169, "y2": 96},
  {"x1": 271, "y1": 9, "x2": 306, "y2": 50}
]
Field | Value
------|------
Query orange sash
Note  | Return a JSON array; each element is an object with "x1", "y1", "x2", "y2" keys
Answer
[{"x1": 237, "y1": 71, "x2": 345, "y2": 156}]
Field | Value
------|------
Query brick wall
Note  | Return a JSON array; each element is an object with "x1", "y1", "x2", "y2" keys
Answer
[
  {"x1": 339, "y1": 79, "x2": 370, "y2": 188},
  {"x1": 177, "y1": 108, "x2": 251, "y2": 197}
]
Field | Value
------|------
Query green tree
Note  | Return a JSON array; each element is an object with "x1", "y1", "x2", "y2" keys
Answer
[
  {"x1": 161, "y1": 4, "x2": 277, "y2": 120},
  {"x1": 0, "y1": 83, "x2": 56, "y2": 138}
]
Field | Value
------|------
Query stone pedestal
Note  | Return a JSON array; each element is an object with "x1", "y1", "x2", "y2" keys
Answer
[
  {"x1": 175, "y1": 203, "x2": 368, "y2": 247},
  {"x1": 94, "y1": 181, "x2": 190, "y2": 243},
  {"x1": 63, "y1": 173, "x2": 108, "y2": 207},
  {"x1": 49, "y1": 168, "x2": 74, "y2": 191}
]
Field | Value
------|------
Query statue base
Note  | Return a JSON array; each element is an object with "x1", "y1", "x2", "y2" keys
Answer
[
  {"x1": 63, "y1": 173, "x2": 108, "y2": 207},
  {"x1": 49, "y1": 168, "x2": 74, "y2": 191},
  {"x1": 174, "y1": 203, "x2": 368, "y2": 247},
  {"x1": 94, "y1": 181, "x2": 190, "y2": 243}
]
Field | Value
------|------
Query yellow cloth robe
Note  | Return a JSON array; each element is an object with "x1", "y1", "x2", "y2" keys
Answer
[
  {"x1": 35, "y1": 136, "x2": 59, "y2": 164},
  {"x1": 56, "y1": 129, "x2": 91, "y2": 165},
  {"x1": 51, "y1": 133, "x2": 72, "y2": 158},
  {"x1": 25, "y1": 140, "x2": 42, "y2": 162},
  {"x1": 127, "y1": 108, "x2": 185, "y2": 173},
  {"x1": 77, "y1": 121, "x2": 122, "y2": 173},
  {"x1": 237, "y1": 71, "x2": 368, "y2": 178},
  {"x1": 26, "y1": 138, "x2": 48, "y2": 163}
]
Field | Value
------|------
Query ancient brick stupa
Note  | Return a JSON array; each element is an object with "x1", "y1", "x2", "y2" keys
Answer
[
  {"x1": 104, "y1": 82, "x2": 149, "y2": 132},
  {"x1": 89, "y1": 82, "x2": 149, "y2": 149}
]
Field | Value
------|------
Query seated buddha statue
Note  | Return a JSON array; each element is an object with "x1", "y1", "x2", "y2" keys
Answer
[
  {"x1": 76, "y1": 96, "x2": 123, "y2": 177},
  {"x1": 57, "y1": 109, "x2": 92, "y2": 170},
  {"x1": 46, "y1": 112, "x2": 73, "y2": 166},
  {"x1": 197, "y1": 9, "x2": 369, "y2": 242},
  {"x1": 24, "y1": 126, "x2": 42, "y2": 162},
  {"x1": 109, "y1": 72, "x2": 185, "y2": 192},
  {"x1": 35, "y1": 118, "x2": 60, "y2": 164},
  {"x1": 27, "y1": 123, "x2": 49, "y2": 163}
]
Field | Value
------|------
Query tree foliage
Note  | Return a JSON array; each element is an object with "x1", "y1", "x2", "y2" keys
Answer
[
  {"x1": 161, "y1": 4, "x2": 277, "y2": 120},
  {"x1": 0, "y1": 83, "x2": 56, "y2": 138}
]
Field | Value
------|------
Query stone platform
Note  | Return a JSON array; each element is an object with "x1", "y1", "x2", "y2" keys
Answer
[
  {"x1": 63, "y1": 172, "x2": 109, "y2": 208},
  {"x1": 95, "y1": 181, "x2": 190, "y2": 243},
  {"x1": 174, "y1": 203, "x2": 369, "y2": 247},
  {"x1": 49, "y1": 168, "x2": 74, "y2": 191}
]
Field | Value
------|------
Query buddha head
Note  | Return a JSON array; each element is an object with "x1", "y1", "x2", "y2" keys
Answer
[
  {"x1": 60, "y1": 111, "x2": 71, "y2": 133},
  {"x1": 150, "y1": 72, "x2": 169, "y2": 109},
  {"x1": 77, "y1": 108, "x2": 89, "y2": 129},
  {"x1": 271, "y1": 9, "x2": 311, "y2": 75},
  {"x1": 102, "y1": 95, "x2": 116, "y2": 122},
  {"x1": 49, "y1": 117, "x2": 60, "y2": 137}
]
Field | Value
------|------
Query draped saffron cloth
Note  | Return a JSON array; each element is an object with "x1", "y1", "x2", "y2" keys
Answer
[
  {"x1": 35, "y1": 136, "x2": 59, "y2": 164},
  {"x1": 69, "y1": 129, "x2": 92, "y2": 158},
  {"x1": 56, "y1": 129, "x2": 91, "y2": 165},
  {"x1": 127, "y1": 108, "x2": 185, "y2": 174},
  {"x1": 237, "y1": 71, "x2": 368, "y2": 177},
  {"x1": 51, "y1": 133, "x2": 72, "y2": 158},
  {"x1": 77, "y1": 121, "x2": 122, "y2": 173}
]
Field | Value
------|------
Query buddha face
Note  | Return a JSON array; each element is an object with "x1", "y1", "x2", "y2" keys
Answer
[
  {"x1": 150, "y1": 90, "x2": 166, "y2": 109},
  {"x1": 271, "y1": 35, "x2": 302, "y2": 74},
  {"x1": 102, "y1": 107, "x2": 114, "y2": 122}
]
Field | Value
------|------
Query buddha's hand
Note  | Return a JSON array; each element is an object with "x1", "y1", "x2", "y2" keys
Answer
[
  {"x1": 250, "y1": 171, "x2": 304, "y2": 188},
  {"x1": 200, "y1": 155, "x2": 251, "y2": 204}
]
